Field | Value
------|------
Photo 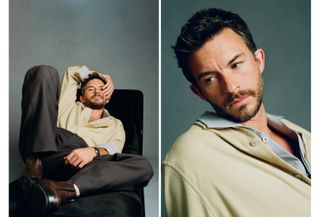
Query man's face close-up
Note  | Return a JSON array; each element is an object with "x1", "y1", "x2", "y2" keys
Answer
[
  {"x1": 188, "y1": 28, "x2": 265, "y2": 122},
  {"x1": 80, "y1": 78, "x2": 109, "y2": 110}
]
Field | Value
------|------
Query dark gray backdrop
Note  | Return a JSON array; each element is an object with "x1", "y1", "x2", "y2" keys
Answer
[
  {"x1": 161, "y1": 0, "x2": 310, "y2": 216},
  {"x1": 9, "y1": 0, "x2": 158, "y2": 216}
]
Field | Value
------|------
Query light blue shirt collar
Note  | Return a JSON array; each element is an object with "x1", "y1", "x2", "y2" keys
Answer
[{"x1": 197, "y1": 111, "x2": 284, "y2": 129}]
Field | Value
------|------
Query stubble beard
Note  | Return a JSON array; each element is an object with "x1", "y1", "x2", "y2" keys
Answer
[
  {"x1": 83, "y1": 95, "x2": 106, "y2": 110},
  {"x1": 210, "y1": 76, "x2": 264, "y2": 123}
]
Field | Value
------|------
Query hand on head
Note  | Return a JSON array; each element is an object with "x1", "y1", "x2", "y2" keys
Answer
[{"x1": 94, "y1": 71, "x2": 114, "y2": 100}]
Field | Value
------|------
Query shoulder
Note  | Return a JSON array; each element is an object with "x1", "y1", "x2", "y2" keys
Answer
[
  {"x1": 102, "y1": 115, "x2": 124, "y2": 131},
  {"x1": 280, "y1": 118, "x2": 310, "y2": 136},
  {"x1": 109, "y1": 116, "x2": 124, "y2": 126},
  {"x1": 163, "y1": 124, "x2": 221, "y2": 167}
]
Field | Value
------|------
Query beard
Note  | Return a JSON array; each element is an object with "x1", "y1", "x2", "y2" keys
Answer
[
  {"x1": 210, "y1": 75, "x2": 264, "y2": 123},
  {"x1": 82, "y1": 95, "x2": 106, "y2": 110}
]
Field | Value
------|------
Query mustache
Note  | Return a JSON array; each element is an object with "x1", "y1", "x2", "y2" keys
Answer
[
  {"x1": 224, "y1": 89, "x2": 256, "y2": 108},
  {"x1": 90, "y1": 93, "x2": 103, "y2": 99}
]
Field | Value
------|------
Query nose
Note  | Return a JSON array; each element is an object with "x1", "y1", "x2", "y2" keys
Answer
[
  {"x1": 221, "y1": 74, "x2": 240, "y2": 93},
  {"x1": 95, "y1": 88, "x2": 102, "y2": 95}
]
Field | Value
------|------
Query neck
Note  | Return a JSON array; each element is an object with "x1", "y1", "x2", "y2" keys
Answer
[
  {"x1": 241, "y1": 104, "x2": 271, "y2": 135},
  {"x1": 89, "y1": 109, "x2": 104, "y2": 122},
  {"x1": 241, "y1": 104, "x2": 297, "y2": 154}
]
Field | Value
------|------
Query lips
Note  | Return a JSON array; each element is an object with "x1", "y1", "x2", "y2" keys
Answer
[
  {"x1": 228, "y1": 95, "x2": 250, "y2": 108},
  {"x1": 91, "y1": 95, "x2": 103, "y2": 100}
]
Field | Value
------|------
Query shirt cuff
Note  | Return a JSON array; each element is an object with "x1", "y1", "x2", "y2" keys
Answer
[
  {"x1": 96, "y1": 144, "x2": 119, "y2": 155},
  {"x1": 78, "y1": 65, "x2": 91, "y2": 81},
  {"x1": 73, "y1": 184, "x2": 81, "y2": 197}
]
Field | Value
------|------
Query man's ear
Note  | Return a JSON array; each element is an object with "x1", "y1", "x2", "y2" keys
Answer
[
  {"x1": 190, "y1": 84, "x2": 208, "y2": 102},
  {"x1": 79, "y1": 95, "x2": 85, "y2": 103},
  {"x1": 254, "y1": 48, "x2": 265, "y2": 74}
]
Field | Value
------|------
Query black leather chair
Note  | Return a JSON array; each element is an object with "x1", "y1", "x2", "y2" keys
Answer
[
  {"x1": 10, "y1": 89, "x2": 146, "y2": 217},
  {"x1": 107, "y1": 89, "x2": 144, "y2": 156}
]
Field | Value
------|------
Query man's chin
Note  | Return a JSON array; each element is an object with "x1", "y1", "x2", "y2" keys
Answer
[
  {"x1": 212, "y1": 104, "x2": 260, "y2": 123},
  {"x1": 229, "y1": 113, "x2": 256, "y2": 122},
  {"x1": 217, "y1": 112, "x2": 250, "y2": 123},
  {"x1": 83, "y1": 102, "x2": 106, "y2": 110}
]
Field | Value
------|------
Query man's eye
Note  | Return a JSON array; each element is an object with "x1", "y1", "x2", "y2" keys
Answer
[
  {"x1": 231, "y1": 62, "x2": 242, "y2": 69},
  {"x1": 203, "y1": 76, "x2": 216, "y2": 85}
]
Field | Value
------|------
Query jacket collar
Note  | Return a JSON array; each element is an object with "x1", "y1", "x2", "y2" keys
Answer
[{"x1": 196, "y1": 111, "x2": 311, "y2": 185}]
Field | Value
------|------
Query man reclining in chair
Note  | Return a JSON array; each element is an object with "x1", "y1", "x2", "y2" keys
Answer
[{"x1": 13, "y1": 65, "x2": 153, "y2": 216}]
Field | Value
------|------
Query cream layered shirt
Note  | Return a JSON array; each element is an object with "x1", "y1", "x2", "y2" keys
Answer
[
  {"x1": 163, "y1": 112, "x2": 310, "y2": 217},
  {"x1": 57, "y1": 65, "x2": 125, "y2": 153}
]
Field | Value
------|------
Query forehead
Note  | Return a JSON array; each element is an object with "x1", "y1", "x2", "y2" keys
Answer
[
  {"x1": 188, "y1": 28, "x2": 252, "y2": 73},
  {"x1": 84, "y1": 78, "x2": 105, "y2": 88}
]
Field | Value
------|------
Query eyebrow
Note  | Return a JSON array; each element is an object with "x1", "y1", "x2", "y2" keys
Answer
[
  {"x1": 85, "y1": 85, "x2": 104, "y2": 89},
  {"x1": 196, "y1": 52, "x2": 245, "y2": 80},
  {"x1": 227, "y1": 52, "x2": 245, "y2": 66},
  {"x1": 196, "y1": 71, "x2": 217, "y2": 82}
]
